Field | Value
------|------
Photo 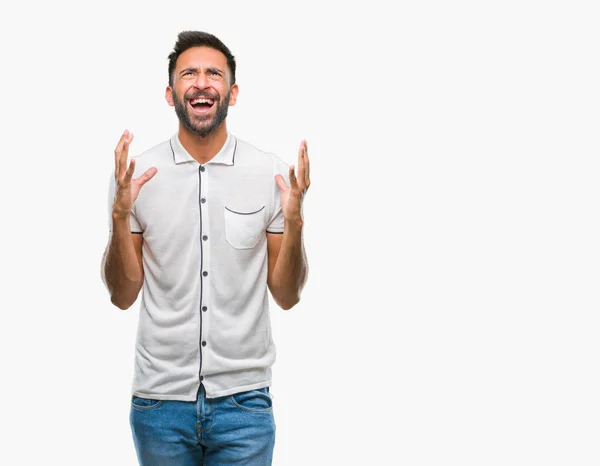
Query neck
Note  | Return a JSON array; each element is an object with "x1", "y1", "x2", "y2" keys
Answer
[{"x1": 178, "y1": 122, "x2": 228, "y2": 164}]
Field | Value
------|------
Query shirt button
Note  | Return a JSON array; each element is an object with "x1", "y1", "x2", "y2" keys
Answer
[
  {"x1": 201, "y1": 198, "x2": 206, "y2": 203},
  {"x1": 200, "y1": 166, "x2": 205, "y2": 172},
  {"x1": 202, "y1": 306, "x2": 207, "y2": 312},
  {"x1": 202, "y1": 341, "x2": 207, "y2": 347},
  {"x1": 200, "y1": 375, "x2": 204, "y2": 381},
  {"x1": 203, "y1": 271, "x2": 208, "y2": 277},
  {"x1": 202, "y1": 235, "x2": 208, "y2": 241}
]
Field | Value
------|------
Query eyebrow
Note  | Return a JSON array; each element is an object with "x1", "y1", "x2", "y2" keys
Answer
[{"x1": 179, "y1": 66, "x2": 224, "y2": 76}]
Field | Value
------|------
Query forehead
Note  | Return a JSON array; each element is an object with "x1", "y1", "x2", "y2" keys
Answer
[{"x1": 175, "y1": 46, "x2": 228, "y2": 71}]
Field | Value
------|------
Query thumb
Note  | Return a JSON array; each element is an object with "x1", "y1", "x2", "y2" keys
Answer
[
  {"x1": 136, "y1": 167, "x2": 158, "y2": 188},
  {"x1": 274, "y1": 174, "x2": 288, "y2": 193}
]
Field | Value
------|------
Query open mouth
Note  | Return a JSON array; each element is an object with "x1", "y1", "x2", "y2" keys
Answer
[{"x1": 188, "y1": 97, "x2": 216, "y2": 115}]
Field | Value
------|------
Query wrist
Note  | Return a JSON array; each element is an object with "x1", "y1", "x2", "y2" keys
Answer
[
  {"x1": 284, "y1": 217, "x2": 304, "y2": 230},
  {"x1": 112, "y1": 209, "x2": 131, "y2": 221}
]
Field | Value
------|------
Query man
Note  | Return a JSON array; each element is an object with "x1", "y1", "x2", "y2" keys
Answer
[{"x1": 101, "y1": 30, "x2": 309, "y2": 465}]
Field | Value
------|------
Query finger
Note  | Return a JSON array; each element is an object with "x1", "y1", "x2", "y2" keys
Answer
[
  {"x1": 114, "y1": 129, "x2": 129, "y2": 153},
  {"x1": 114, "y1": 130, "x2": 127, "y2": 177},
  {"x1": 288, "y1": 164, "x2": 299, "y2": 190},
  {"x1": 118, "y1": 132, "x2": 134, "y2": 179},
  {"x1": 303, "y1": 140, "x2": 310, "y2": 188},
  {"x1": 114, "y1": 130, "x2": 130, "y2": 177},
  {"x1": 297, "y1": 141, "x2": 305, "y2": 190},
  {"x1": 274, "y1": 174, "x2": 288, "y2": 193},
  {"x1": 135, "y1": 167, "x2": 158, "y2": 188},
  {"x1": 124, "y1": 157, "x2": 135, "y2": 182},
  {"x1": 123, "y1": 133, "x2": 136, "y2": 179}
]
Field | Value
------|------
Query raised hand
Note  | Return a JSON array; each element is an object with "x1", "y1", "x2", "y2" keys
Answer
[
  {"x1": 113, "y1": 130, "x2": 158, "y2": 218},
  {"x1": 275, "y1": 140, "x2": 310, "y2": 223}
]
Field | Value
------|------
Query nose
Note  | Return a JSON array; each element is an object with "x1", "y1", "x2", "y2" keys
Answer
[{"x1": 193, "y1": 71, "x2": 210, "y2": 90}]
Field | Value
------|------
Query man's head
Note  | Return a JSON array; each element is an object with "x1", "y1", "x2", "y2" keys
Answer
[{"x1": 165, "y1": 31, "x2": 238, "y2": 137}]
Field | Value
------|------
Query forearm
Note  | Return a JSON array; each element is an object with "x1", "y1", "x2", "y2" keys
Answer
[
  {"x1": 270, "y1": 220, "x2": 308, "y2": 310},
  {"x1": 103, "y1": 214, "x2": 143, "y2": 309}
]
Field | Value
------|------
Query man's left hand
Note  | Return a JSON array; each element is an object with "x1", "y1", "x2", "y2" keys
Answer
[{"x1": 275, "y1": 140, "x2": 310, "y2": 223}]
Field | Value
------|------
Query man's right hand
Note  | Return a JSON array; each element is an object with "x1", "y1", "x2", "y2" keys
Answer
[{"x1": 113, "y1": 130, "x2": 158, "y2": 218}]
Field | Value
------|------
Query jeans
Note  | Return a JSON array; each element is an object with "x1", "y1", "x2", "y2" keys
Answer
[{"x1": 130, "y1": 384, "x2": 275, "y2": 465}]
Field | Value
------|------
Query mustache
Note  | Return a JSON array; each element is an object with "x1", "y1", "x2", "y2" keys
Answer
[{"x1": 185, "y1": 91, "x2": 219, "y2": 102}]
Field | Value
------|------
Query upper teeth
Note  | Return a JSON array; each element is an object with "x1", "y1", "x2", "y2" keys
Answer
[{"x1": 191, "y1": 98, "x2": 213, "y2": 105}]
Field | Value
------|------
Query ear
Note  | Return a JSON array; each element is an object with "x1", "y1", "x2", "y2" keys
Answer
[
  {"x1": 165, "y1": 86, "x2": 175, "y2": 107},
  {"x1": 228, "y1": 83, "x2": 239, "y2": 106}
]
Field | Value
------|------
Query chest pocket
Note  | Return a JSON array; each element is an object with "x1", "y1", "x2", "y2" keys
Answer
[{"x1": 224, "y1": 205, "x2": 266, "y2": 249}]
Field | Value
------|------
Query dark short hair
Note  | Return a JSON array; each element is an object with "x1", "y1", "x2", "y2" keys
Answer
[{"x1": 167, "y1": 31, "x2": 236, "y2": 87}]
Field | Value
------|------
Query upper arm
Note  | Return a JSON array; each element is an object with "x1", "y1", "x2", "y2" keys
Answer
[{"x1": 266, "y1": 232, "x2": 283, "y2": 290}]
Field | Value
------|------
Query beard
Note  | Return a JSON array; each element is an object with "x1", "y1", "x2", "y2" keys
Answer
[{"x1": 173, "y1": 87, "x2": 231, "y2": 137}]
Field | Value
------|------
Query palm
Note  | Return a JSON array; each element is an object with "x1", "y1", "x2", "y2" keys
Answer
[
  {"x1": 113, "y1": 130, "x2": 157, "y2": 216},
  {"x1": 275, "y1": 140, "x2": 310, "y2": 221}
]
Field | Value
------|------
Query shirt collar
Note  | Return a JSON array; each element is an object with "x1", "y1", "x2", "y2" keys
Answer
[{"x1": 169, "y1": 131, "x2": 237, "y2": 166}]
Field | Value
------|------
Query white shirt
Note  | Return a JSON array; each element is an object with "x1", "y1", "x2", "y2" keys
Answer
[{"x1": 107, "y1": 131, "x2": 289, "y2": 400}]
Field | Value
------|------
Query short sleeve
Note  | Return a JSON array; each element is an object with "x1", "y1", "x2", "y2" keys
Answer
[
  {"x1": 107, "y1": 171, "x2": 143, "y2": 233},
  {"x1": 267, "y1": 156, "x2": 290, "y2": 234}
]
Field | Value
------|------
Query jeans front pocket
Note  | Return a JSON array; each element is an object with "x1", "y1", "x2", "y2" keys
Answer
[
  {"x1": 131, "y1": 395, "x2": 163, "y2": 411},
  {"x1": 229, "y1": 388, "x2": 273, "y2": 412}
]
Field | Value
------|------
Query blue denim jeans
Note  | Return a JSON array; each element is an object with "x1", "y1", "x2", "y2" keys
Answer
[{"x1": 130, "y1": 385, "x2": 275, "y2": 465}]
